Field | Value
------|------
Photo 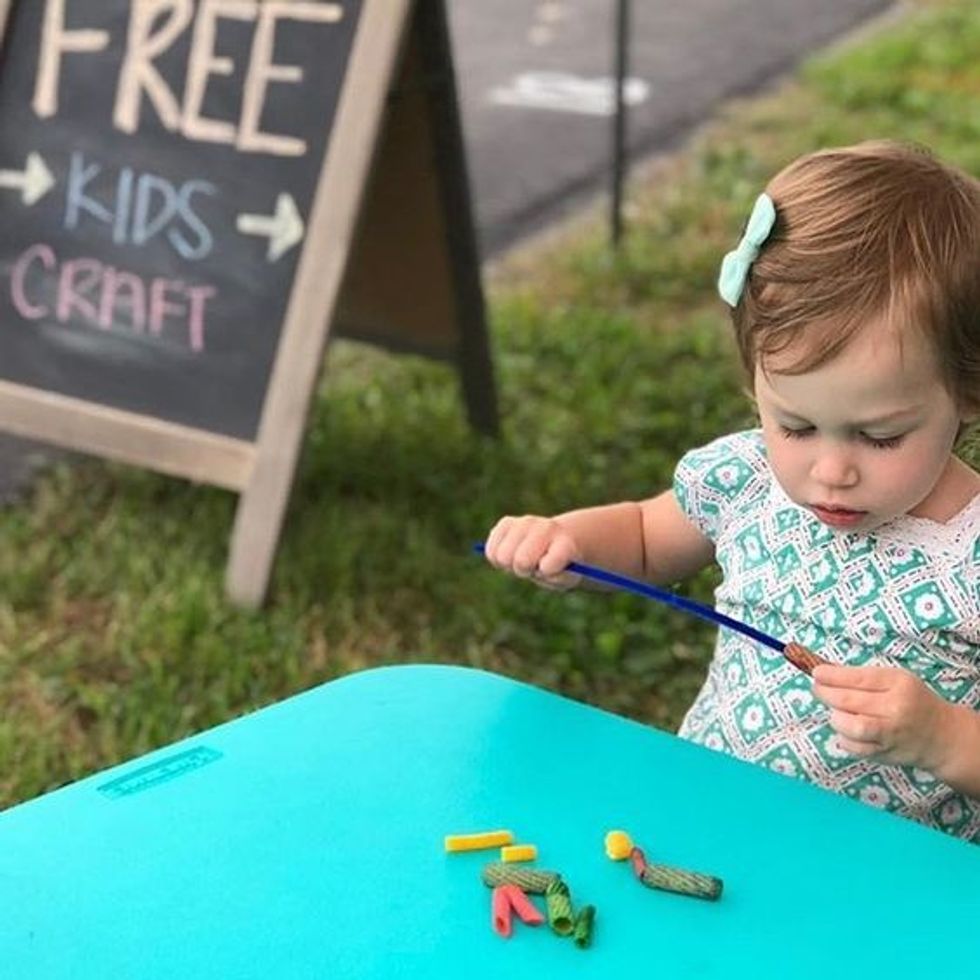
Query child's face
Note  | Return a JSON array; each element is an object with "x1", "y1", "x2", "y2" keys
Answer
[{"x1": 753, "y1": 316, "x2": 963, "y2": 532}]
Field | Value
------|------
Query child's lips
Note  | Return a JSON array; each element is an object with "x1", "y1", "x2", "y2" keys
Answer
[{"x1": 810, "y1": 503, "x2": 867, "y2": 527}]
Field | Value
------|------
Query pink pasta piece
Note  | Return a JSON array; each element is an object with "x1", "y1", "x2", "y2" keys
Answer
[
  {"x1": 492, "y1": 886, "x2": 513, "y2": 938},
  {"x1": 502, "y1": 884, "x2": 545, "y2": 926}
]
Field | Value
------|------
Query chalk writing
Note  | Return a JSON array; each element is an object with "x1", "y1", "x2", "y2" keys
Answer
[
  {"x1": 11, "y1": 243, "x2": 216, "y2": 351},
  {"x1": 65, "y1": 152, "x2": 216, "y2": 260},
  {"x1": 0, "y1": 0, "x2": 364, "y2": 439},
  {"x1": 33, "y1": 0, "x2": 345, "y2": 156}
]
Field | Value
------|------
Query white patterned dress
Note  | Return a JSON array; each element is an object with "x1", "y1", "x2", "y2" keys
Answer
[{"x1": 672, "y1": 429, "x2": 980, "y2": 841}]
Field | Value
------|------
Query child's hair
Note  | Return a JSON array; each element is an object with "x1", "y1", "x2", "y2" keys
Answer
[{"x1": 732, "y1": 139, "x2": 980, "y2": 419}]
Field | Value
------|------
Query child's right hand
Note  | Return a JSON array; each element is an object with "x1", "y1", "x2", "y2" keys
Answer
[{"x1": 483, "y1": 515, "x2": 582, "y2": 590}]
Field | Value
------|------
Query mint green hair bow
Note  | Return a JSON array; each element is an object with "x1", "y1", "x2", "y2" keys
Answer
[{"x1": 717, "y1": 192, "x2": 776, "y2": 307}]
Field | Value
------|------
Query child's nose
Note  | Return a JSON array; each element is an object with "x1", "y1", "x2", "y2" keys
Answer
[{"x1": 810, "y1": 444, "x2": 859, "y2": 488}]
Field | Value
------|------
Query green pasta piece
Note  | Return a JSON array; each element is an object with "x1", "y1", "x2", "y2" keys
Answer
[
  {"x1": 572, "y1": 905, "x2": 596, "y2": 949},
  {"x1": 639, "y1": 862, "x2": 723, "y2": 900},
  {"x1": 545, "y1": 878, "x2": 574, "y2": 936},
  {"x1": 481, "y1": 863, "x2": 560, "y2": 894}
]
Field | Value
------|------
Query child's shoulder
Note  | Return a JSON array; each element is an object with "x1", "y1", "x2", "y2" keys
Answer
[
  {"x1": 673, "y1": 430, "x2": 771, "y2": 536},
  {"x1": 677, "y1": 428, "x2": 768, "y2": 475}
]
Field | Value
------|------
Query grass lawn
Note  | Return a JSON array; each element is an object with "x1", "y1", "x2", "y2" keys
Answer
[{"x1": 2, "y1": 0, "x2": 978, "y2": 808}]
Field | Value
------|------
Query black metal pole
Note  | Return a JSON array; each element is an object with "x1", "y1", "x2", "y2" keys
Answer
[{"x1": 610, "y1": 0, "x2": 630, "y2": 249}]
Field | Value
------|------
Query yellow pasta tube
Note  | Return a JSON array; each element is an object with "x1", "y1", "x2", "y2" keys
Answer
[
  {"x1": 444, "y1": 830, "x2": 515, "y2": 853},
  {"x1": 501, "y1": 844, "x2": 537, "y2": 863}
]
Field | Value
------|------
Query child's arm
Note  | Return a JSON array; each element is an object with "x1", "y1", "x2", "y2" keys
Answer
[{"x1": 484, "y1": 489, "x2": 716, "y2": 589}]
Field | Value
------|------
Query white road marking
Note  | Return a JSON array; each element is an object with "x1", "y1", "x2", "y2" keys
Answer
[{"x1": 489, "y1": 72, "x2": 650, "y2": 117}]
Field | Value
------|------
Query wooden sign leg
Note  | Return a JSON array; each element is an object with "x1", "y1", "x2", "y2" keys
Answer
[
  {"x1": 417, "y1": 0, "x2": 499, "y2": 437},
  {"x1": 333, "y1": 0, "x2": 499, "y2": 437},
  {"x1": 226, "y1": 0, "x2": 412, "y2": 607}
]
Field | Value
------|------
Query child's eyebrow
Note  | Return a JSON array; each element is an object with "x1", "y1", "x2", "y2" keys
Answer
[{"x1": 775, "y1": 406, "x2": 923, "y2": 427}]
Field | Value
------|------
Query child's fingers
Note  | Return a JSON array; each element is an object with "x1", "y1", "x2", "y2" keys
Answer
[
  {"x1": 534, "y1": 571, "x2": 581, "y2": 591},
  {"x1": 485, "y1": 516, "x2": 535, "y2": 571},
  {"x1": 811, "y1": 663, "x2": 892, "y2": 691},
  {"x1": 512, "y1": 521, "x2": 562, "y2": 578},
  {"x1": 827, "y1": 707, "x2": 884, "y2": 747},
  {"x1": 832, "y1": 734, "x2": 881, "y2": 758},
  {"x1": 534, "y1": 540, "x2": 581, "y2": 590},
  {"x1": 812, "y1": 683, "x2": 886, "y2": 717},
  {"x1": 484, "y1": 516, "x2": 561, "y2": 578},
  {"x1": 484, "y1": 516, "x2": 516, "y2": 567},
  {"x1": 484, "y1": 515, "x2": 581, "y2": 588},
  {"x1": 536, "y1": 536, "x2": 576, "y2": 578},
  {"x1": 483, "y1": 517, "x2": 506, "y2": 560}
]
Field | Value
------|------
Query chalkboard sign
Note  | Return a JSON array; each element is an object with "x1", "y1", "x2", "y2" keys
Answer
[{"x1": 0, "y1": 0, "x2": 496, "y2": 606}]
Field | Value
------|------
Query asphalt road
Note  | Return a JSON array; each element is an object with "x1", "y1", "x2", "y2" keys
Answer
[
  {"x1": 0, "y1": 0, "x2": 896, "y2": 501},
  {"x1": 449, "y1": 0, "x2": 894, "y2": 255}
]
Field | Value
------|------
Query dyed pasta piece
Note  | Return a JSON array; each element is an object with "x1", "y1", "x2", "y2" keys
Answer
[
  {"x1": 640, "y1": 862, "x2": 723, "y2": 901},
  {"x1": 604, "y1": 830, "x2": 633, "y2": 860},
  {"x1": 572, "y1": 905, "x2": 596, "y2": 949},
  {"x1": 444, "y1": 830, "x2": 514, "y2": 853},
  {"x1": 545, "y1": 878, "x2": 574, "y2": 936},
  {"x1": 491, "y1": 886, "x2": 513, "y2": 938},
  {"x1": 783, "y1": 642, "x2": 828, "y2": 676},
  {"x1": 501, "y1": 844, "x2": 537, "y2": 863},
  {"x1": 482, "y1": 863, "x2": 559, "y2": 894},
  {"x1": 501, "y1": 884, "x2": 545, "y2": 926},
  {"x1": 629, "y1": 845, "x2": 647, "y2": 879}
]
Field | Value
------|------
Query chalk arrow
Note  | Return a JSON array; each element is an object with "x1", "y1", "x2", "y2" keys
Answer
[
  {"x1": 0, "y1": 151, "x2": 55, "y2": 206},
  {"x1": 236, "y1": 192, "x2": 305, "y2": 262}
]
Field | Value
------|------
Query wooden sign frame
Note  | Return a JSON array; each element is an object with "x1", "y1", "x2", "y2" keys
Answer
[{"x1": 0, "y1": 0, "x2": 497, "y2": 608}]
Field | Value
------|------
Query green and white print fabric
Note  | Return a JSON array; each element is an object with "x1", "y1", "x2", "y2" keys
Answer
[{"x1": 673, "y1": 429, "x2": 980, "y2": 841}]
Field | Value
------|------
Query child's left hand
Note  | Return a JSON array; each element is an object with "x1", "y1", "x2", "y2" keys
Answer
[{"x1": 811, "y1": 663, "x2": 955, "y2": 771}]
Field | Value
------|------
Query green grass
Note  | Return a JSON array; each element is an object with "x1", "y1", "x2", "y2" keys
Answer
[{"x1": 2, "y1": 0, "x2": 979, "y2": 808}]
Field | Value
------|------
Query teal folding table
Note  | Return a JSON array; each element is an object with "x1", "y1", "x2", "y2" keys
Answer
[{"x1": 2, "y1": 665, "x2": 978, "y2": 977}]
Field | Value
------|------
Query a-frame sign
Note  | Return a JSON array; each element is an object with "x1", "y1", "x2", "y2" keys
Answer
[{"x1": 0, "y1": 0, "x2": 497, "y2": 607}]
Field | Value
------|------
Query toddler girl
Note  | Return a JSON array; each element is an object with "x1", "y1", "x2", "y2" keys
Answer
[{"x1": 484, "y1": 140, "x2": 980, "y2": 841}]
